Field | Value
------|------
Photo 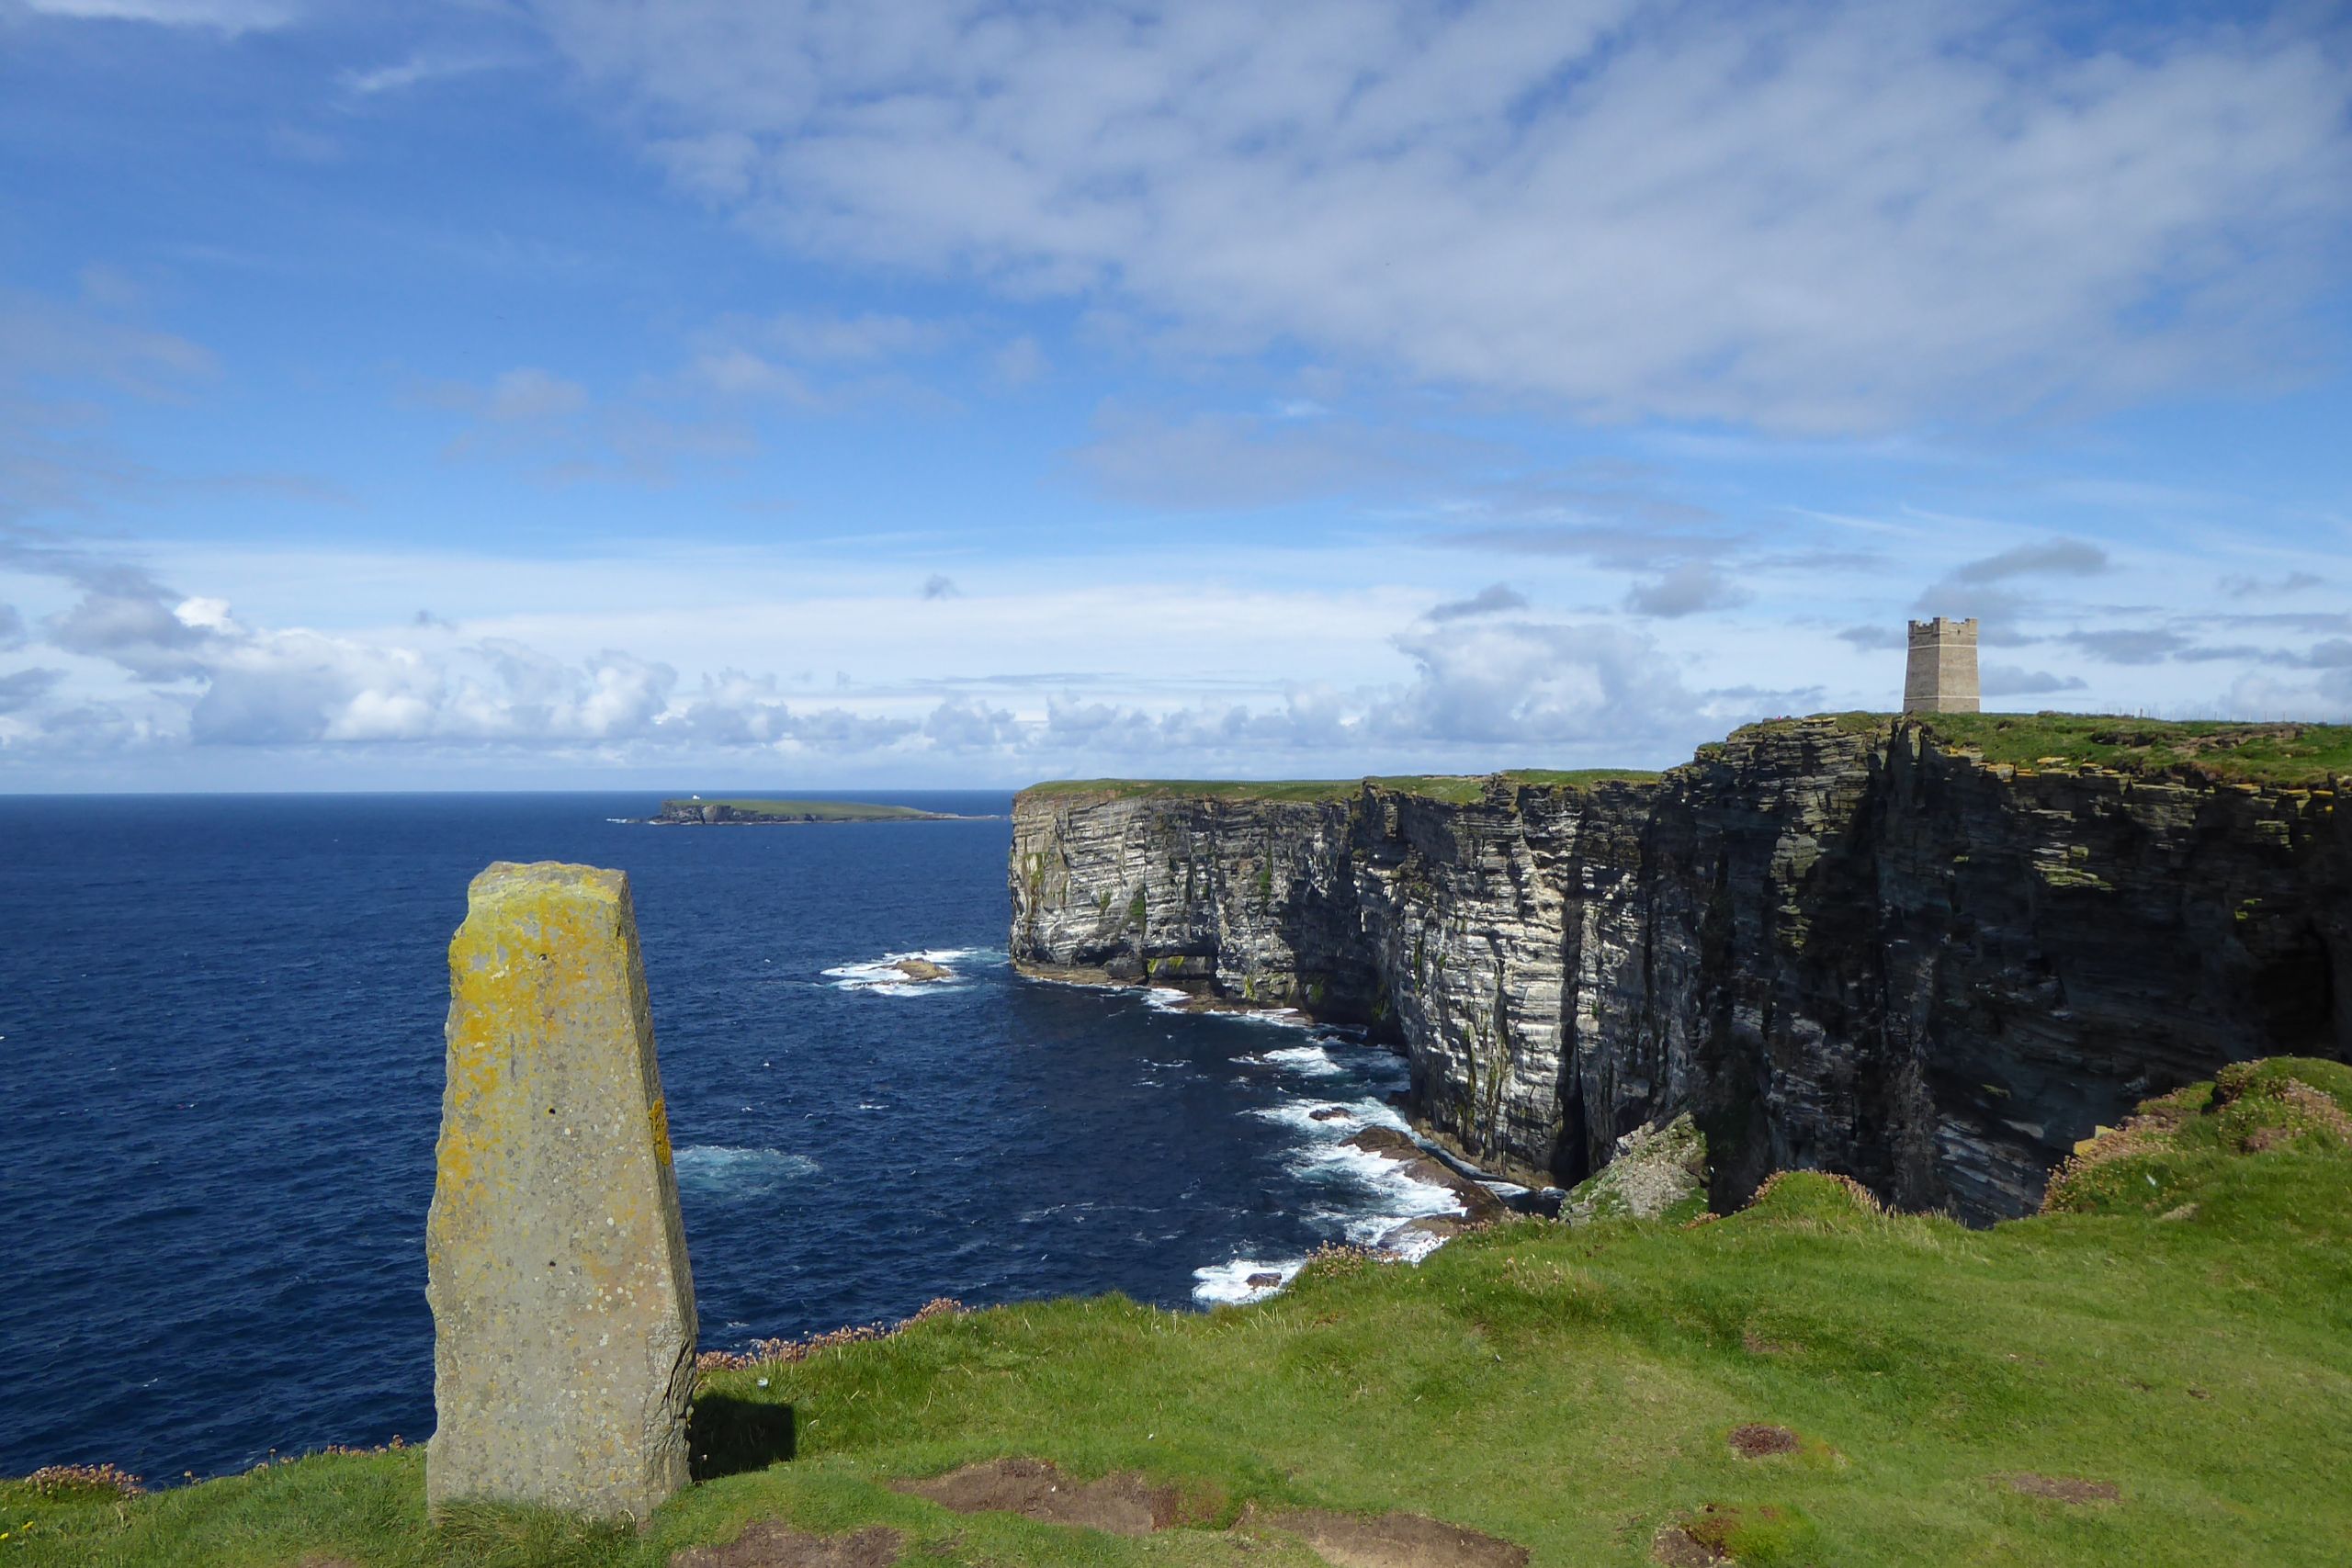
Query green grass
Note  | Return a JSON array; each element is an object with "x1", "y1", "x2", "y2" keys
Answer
[
  {"x1": 1901, "y1": 713, "x2": 2352, "y2": 785},
  {"x1": 1026, "y1": 715, "x2": 2352, "y2": 810},
  {"x1": 14, "y1": 1060, "x2": 2351, "y2": 1566},
  {"x1": 661, "y1": 798, "x2": 954, "y2": 821},
  {"x1": 1018, "y1": 770, "x2": 1662, "y2": 806}
]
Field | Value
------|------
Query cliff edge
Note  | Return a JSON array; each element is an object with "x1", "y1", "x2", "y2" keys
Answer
[{"x1": 1010, "y1": 714, "x2": 2352, "y2": 1219}]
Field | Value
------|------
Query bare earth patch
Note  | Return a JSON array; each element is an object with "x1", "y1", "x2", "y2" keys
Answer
[
  {"x1": 1651, "y1": 1524, "x2": 1724, "y2": 1567},
  {"x1": 1726, "y1": 1423, "x2": 1802, "y2": 1459},
  {"x1": 2004, "y1": 1473, "x2": 2121, "y2": 1505},
  {"x1": 889, "y1": 1457, "x2": 1211, "y2": 1537},
  {"x1": 671, "y1": 1521, "x2": 903, "y2": 1568},
  {"x1": 1248, "y1": 1505, "x2": 1531, "y2": 1568}
]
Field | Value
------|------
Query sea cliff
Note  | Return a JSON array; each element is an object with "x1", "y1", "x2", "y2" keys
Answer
[{"x1": 1010, "y1": 715, "x2": 2352, "y2": 1219}]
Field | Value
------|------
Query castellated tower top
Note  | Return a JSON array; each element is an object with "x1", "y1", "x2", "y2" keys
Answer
[{"x1": 1904, "y1": 616, "x2": 1980, "y2": 713}]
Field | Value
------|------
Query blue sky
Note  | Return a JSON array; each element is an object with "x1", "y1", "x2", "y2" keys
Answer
[{"x1": 2, "y1": 0, "x2": 2348, "y2": 789}]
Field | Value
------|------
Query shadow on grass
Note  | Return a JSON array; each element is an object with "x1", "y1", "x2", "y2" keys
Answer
[{"x1": 689, "y1": 1396, "x2": 797, "y2": 1481}]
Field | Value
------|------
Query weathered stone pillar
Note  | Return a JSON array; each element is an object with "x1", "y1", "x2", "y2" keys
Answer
[{"x1": 425, "y1": 862, "x2": 697, "y2": 1523}]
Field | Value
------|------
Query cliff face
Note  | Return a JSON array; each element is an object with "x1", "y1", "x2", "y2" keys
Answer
[{"x1": 1010, "y1": 718, "x2": 2352, "y2": 1220}]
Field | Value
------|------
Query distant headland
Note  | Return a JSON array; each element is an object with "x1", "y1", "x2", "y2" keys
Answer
[{"x1": 644, "y1": 796, "x2": 992, "y2": 825}]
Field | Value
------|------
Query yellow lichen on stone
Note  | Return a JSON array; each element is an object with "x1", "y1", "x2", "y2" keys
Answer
[{"x1": 424, "y1": 861, "x2": 697, "y2": 1526}]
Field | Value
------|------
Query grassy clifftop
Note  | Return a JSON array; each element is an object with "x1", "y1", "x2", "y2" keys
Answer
[
  {"x1": 1024, "y1": 714, "x2": 2352, "y2": 808},
  {"x1": 12, "y1": 1061, "x2": 2350, "y2": 1567},
  {"x1": 1019, "y1": 769, "x2": 1665, "y2": 807},
  {"x1": 1904, "y1": 713, "x2": 2352, "y2": 785}
]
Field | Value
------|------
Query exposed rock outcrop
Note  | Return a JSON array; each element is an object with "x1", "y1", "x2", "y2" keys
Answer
[
  {"x1": 1010, "y1": 716, "x2": 2352, "y2": 1220},
  {"x1": 1560, "y1": 1114, "x2": 1707, "y2": 1224}
]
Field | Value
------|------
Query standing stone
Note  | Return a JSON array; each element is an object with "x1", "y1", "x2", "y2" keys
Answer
[{"x1": 425, "y1": 862, "x2": 697, "y2": 1523}]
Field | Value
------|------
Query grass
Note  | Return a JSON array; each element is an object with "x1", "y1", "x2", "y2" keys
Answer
[
  {"x1": 1023, "y1": 712, "x2": 2352, "y2": 807},
  {"x1": 661, "y1": 798, "x2": 955, "y2": 822},
  {"x1": 1899, "y1": 713, "x2": 2352, "y2": 785},
  {"x1": 1018, "y1": 770, "x2": 1662, "y2": 806},
  {"x1": 13, "y1": 1061, "x2": 2351, "y2": 1567}
]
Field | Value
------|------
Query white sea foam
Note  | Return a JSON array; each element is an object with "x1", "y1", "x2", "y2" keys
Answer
[
  {"x1": 1247, "y1": 1097, "x2": 1410, "y2": 1135},
  {"x1": 1192, "y1": 1257, "x2": 1306, "y2": 1306},
  {"x1": 673, "y1": 1145, "x2": 820, "y2": 1196},
  {"x1": 822, "y1": 948, "x2": 976, "y2": 995},
  {"x1": 1226, "y1": 1007, "x2": 1312, "y2": 1030},
  {"x1": 1256, "y1": 1043, "x2": 1347, "y2": 1077}
]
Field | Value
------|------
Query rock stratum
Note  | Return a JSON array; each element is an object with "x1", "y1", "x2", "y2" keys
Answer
[{"x1": 1010, "y1": 716, "x2": 2352, "y2": 1220}]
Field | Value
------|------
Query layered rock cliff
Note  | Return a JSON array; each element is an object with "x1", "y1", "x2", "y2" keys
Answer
[{"x1": 1009, "y1": 716, "x2": 2352, "y2": 1220}]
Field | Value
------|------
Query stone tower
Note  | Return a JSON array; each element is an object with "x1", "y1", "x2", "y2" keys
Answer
[{"x1": 1904, "y1": 617, "x2": 1979, "y2": 712}]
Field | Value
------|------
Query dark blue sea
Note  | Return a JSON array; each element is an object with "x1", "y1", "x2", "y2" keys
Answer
[{"x1": 0, "y1": 794, "x2": 1463, "y2": 1483}]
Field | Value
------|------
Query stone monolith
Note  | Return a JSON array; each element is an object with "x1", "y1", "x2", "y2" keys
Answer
[{"x1": 425, "y1": 861, "x2": 696, "y2": 1523}]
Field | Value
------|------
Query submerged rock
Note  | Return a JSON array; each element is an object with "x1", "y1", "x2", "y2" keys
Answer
[{"x1": 1343, "y1": 1126, "x2": 1509, "y2": 1224}]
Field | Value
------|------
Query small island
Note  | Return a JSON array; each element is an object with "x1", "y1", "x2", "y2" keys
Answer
[{"x1": 650, "y1": 796, "x2": 971, "y2": 825}]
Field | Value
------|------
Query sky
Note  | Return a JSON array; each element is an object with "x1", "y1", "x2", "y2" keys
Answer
[{"x1": 2, "y1": 0, "x2": 2348, "y2": 791}]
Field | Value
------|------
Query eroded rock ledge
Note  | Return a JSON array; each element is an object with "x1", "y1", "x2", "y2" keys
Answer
[{"x1": 1009, "y1": 716, "x2": 2352, "y2": 1220}]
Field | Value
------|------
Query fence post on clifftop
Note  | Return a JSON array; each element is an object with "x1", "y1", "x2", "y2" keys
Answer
[{"x1": 424, "y1": 861, "x2": 697, "y2": 1524}]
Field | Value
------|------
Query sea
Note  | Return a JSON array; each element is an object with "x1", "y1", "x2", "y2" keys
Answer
[{"x1": 0, "y1": 792, "x2": 1489, "y2": 1483}]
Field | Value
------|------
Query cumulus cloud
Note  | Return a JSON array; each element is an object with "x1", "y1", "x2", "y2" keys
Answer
[
  {"x1": 533, "y1": 0, "x2": 2352, "y2": 432},
  {"x1": 45, "y1": 591, "x2": 214, "y2": 680},
  {"x1": 1376, "y1": 616, "x2": 1702, "y2": 749},
  {"x1": 0, "y1": 666, "x2": 63, "y2": 713}
]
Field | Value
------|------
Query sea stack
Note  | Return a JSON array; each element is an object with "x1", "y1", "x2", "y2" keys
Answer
[{"x1": 424, "y1": 861, "x2": 697, "y2": 1524}]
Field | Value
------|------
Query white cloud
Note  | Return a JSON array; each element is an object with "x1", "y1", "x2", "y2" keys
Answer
[
  {"x1": 1981, "y1": 664, "x2": 2086, "y2": 697},
  {"x1": 991, "y1": 334, "x2": 1046, "y2": 389},
  {"x1": 337, "y1": 54, "x2": 512, "y2": 97},
  {"x1": 1425, "y1": 583, "x2": 1526, "y2": 623},
  {"x1": 482, "y1": 367, "x2": 589, "y2": 422},
  {"x1": 1073, "y1": 403, "x2": 1441, "y2": 510},
  {"x1": 1624, "y1": 561, "x2": 1750, "y2": 618},
  {"x1": 533, "y1": 0, "x2": 2352, "y2": 433},
  {"x1": 15, "y1": 0, "x2": 296, "y2": 31}
]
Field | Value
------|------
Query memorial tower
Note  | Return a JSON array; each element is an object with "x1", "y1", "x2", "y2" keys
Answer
[{"x1": 1904, "y1": 617, "x2": 1979, "y2": 712}]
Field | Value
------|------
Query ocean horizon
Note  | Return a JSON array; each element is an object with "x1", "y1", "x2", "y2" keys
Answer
[{"x1": 0, "y1": 790, "x2": 1481, "y2": 1483}]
